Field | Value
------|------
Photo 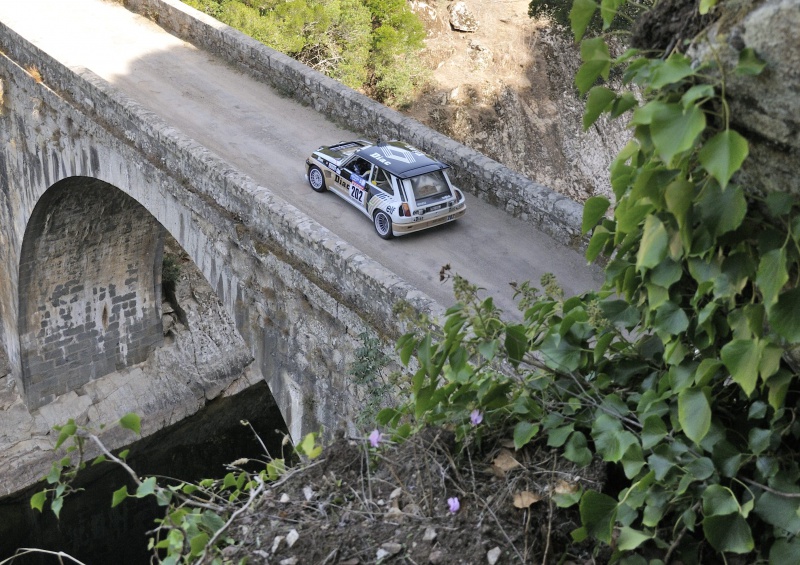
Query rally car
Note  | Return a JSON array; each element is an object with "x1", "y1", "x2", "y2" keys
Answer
[{"x1": 305, "y1": 140, "x2": 466, "y2": 239}]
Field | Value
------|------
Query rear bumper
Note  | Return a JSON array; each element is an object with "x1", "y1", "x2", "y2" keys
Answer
[{"x1": 393, "y1": 205, "x2": 466, "y2": 236}]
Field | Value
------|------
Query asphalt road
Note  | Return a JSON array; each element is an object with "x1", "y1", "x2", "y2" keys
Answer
[{"x1": 0, "y1": 0, "x2": 603, "y2": 316}]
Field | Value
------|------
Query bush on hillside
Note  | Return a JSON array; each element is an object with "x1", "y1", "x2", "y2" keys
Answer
[{"x1": 183, "y1": 0, "x2": 425, "y2": 106}]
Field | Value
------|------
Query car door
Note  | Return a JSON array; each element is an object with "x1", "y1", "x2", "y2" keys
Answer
[
  {"x1": 366, "y1": 167, "x2": 396, "y2": 215},
  {"x1": 343, "y1": 157, "x2": 371, "y2": 211}
]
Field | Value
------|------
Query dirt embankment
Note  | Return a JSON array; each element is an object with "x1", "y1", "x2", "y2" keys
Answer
[{"x1": 404, "y1": 0, "x2": 629, "y2": 203}]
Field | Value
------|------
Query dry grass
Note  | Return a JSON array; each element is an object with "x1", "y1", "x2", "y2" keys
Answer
[
  {"x1": 223, "y1": 427, "x2": 607, "y2": 564},
  {"x1": 26, "y1": 65, "x2": 42, "y2": 83}
]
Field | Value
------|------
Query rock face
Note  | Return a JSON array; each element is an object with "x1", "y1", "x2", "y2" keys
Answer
[
  {"x1": 408, "y1": 0, "x2": 630, "y2": 203},
  {"x1": 692, "y1": 0, "x2": 800, "y2": 197},
  {"x1": 632, "y1": 0, "x2": 799, "y2": 198}
]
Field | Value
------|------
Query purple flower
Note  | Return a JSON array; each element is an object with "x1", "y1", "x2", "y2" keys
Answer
[
  {"x1": 470, "y1": 409, "x2": 483, "y2": 426},
  {"x1": 447, "y1": 497, "x2": 460, "y2": 513},
  {"x1": 369, "y1": 429, "x2": 382, "y2": 448}
]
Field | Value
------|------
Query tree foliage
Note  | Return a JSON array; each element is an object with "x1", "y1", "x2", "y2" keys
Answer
[
  {"x1": 183, "y1": 0, "x2": 425, "y2": 106},
  {"x1": 382, "y1": 0, "x2": 800, "y2": 561}
]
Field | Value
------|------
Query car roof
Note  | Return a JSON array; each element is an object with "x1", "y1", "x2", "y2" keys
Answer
[{"x1": 354, "y1": 141, "x2": 449, "y2": 179}]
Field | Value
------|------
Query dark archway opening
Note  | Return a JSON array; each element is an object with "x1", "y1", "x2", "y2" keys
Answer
[{"x1": 18, "y1": 177, "x2": 165, "y2": 410}]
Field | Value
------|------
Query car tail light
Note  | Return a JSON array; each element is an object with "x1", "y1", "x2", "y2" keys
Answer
[{"x1": 401, "y1": 203, "x2": 410, "y2": 217}]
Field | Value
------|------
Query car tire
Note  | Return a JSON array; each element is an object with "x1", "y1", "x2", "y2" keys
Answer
[
  {"x1": 373, "y1": 210, "x2": 393, "y2": 239},
  {"x1": 308, "y1": 165, "x2": 327, "y2": 193}
]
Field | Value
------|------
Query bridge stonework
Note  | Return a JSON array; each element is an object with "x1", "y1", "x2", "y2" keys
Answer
[
  {"x1": 18, "y1": 178, "x2": 165, "y2": 408},
  {"x1": 0, "y1": 16, "x2": 440, "y2": 495}
]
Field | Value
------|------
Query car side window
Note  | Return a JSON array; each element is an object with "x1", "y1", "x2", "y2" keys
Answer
[
  {"x1": 346, "y1": 158, "x2": 371, "y2": 179},
  {"x1": 370, "y1": 167, "x2": 393, "y2": 195}
]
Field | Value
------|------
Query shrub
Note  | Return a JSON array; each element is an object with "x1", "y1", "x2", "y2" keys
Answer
[{"x1": 183, "y1": 0, "x2": 426, "y2": 105}]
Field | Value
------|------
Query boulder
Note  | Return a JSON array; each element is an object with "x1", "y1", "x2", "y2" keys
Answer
[{"x1": 449, "y1": 1, "x2": 478, "y2": 32}]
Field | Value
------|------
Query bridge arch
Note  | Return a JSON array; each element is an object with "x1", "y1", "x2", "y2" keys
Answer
[{"x1": 18, "y1": 177, "x2": 166, "y2": 409}]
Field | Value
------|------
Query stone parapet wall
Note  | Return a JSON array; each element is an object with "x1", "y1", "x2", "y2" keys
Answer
[{"x1": 122, "y1": 0, "x2": 585, "y2": 244}]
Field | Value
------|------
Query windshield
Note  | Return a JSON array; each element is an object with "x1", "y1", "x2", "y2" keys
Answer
[{"x1": 403, "y1": 170, "x2": 452, "y2": 205}]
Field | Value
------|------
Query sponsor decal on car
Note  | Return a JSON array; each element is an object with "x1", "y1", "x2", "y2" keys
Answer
[{"x1": 351, "y1": 174, "x2": 366, "y2": 189}]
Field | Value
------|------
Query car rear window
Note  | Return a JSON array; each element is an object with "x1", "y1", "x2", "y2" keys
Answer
[{"x1": 404, "y1": 170, "x2": 451, "y2": 204}]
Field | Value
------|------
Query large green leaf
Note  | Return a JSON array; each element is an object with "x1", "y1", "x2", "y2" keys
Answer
[
  {"x1": 636, "y1": 215, "x2": 668, "y2": 270},
  {"x1": 766, "y1": 370, "x2": 792, "y2": 411},
  {"x1": 681, "y1": 84, "x2": 715, "y2": 108},
  {"x1": 698, "y1": 130, "x2": 749, "y2": 189},
  {"x1": 513, "y1": 421, "x2": 540, "y2": 450},
  {"x1": 678, "y1": 387, "x2": 712, "y2": 445},
  {"x1": 755, "y1": 491, "x2": 800, "y2": 535},
  {"x1": 575, "y1": 37, "x2": 611, "y2": 95},
  {"x1": 540, "y1": 333, "x2": 583, "y2": 372},
  {"x1": 649, "y1": 55, "x2": 695, "y2": 89},
  {"x1": 653, "y1": 301, "x2": 689, "y2": 336},
  {"x1": 505, "y1": 324, "x2": 527, "y2": 367},
  {"x1": 735, "y1": 47, "x2": 766, "y2": 76},
  {"x1": 119, "y1": 413, "x2": 141, "y2": 435},
  {"x1": 136, "y1": 477, "x2": 157, "y2": 498},
  {"x1": 697, "y1": 183, "x2": 747, "y2": 237},
  {"x1": 30, "y1": 491, "x2": 47, "y2": 512},
  {"x1": 583, "y1": 87, "x2": 616, "y2": 130},
  {"x1": 720, "y1": 339, "x2": 761, "y2": 395},
  {"x1": 702, "y1": 513, "x2": 754, "y2": 553},
  {"x1": 586, "y1": 226, "x2": 612, "y2": 262},
  {"x1": 615, "y1": 198, "x2": 654, "y2": 234},
  {"x1": 641, "y1": 415, "x2": 667, "y2": 449},
  {"x1": 599, "y1": 0, "x2": 623, "y2": 28},
  {"x1": 582, "y1": 195, "x2": 611, "y2": 234},
  {"x1": 599, "y1": 300, "x2": 639, "y2": 329},
  {"x1": 687, "y1": 456, "x2": 715, "y2": 480},
  {"x1": 650, "y1": 103, "x2": 706, "y2": 164},
  {"x1": 610, "y1": 91, "x2": 638, "y2": 118},
  {"x1": 617, "y1": 527, "x2": 653, "y2": 551},
  {"x1": 649, "y1": 259, "x2": 682, "y2": 288},
  {"x1": 770, "y1": 539, "x2": 800, "y2": 564},
  {"x1": 111, "y1": 486, "x2": 129, "y2": 508},
  {"x1": 189, "y1": 533, "x2": 210, "y2": 557},
  {"x1": 595, "y1": 429, "x2": 638, "y2": 463},
  {"x1": 703, "y1": 485, "x2": 740, "y2": 516},
  {"x1": 757, "y1": 248, "x2": 788, "y2": 309},
  {"x1": 564, "y1": 431, "x2": 593, "y2": 467},
  {"x1": 570, "y1": 0, "x2": 598, "y2": 41},
  {"x1": 769, "y1": 288, "x2": 800, "y2": 342},
  {"x1": 621, "y1": 443, "x2": 646, "y2": 479},
  {"x1": 580, "y1": 490, "x2": 618, "y2": 544}
]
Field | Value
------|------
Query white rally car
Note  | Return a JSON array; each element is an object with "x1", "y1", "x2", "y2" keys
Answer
[{"x1": 305, "y1": 140, "x2": 466, "y2": 239}]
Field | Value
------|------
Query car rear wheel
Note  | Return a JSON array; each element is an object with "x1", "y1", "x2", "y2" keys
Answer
[
  {"x1": 373, "y1": 210, "x2": 393, "y2": 239},
  {"x1": 308, "y1": 165, "x2": 327, "y2": 193}
]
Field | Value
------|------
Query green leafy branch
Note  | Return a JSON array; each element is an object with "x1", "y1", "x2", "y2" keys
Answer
[
  {"x1": 29, "y1": 415, "x2": 323, "y2": 564},
  {"x1": 382, "y1": 0, "x2": 800, "y2": 561}
]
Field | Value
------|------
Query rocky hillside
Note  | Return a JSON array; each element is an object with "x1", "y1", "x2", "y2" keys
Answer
[{"x1": 405, "y1": 0, "x2": 630, "y2": 202}]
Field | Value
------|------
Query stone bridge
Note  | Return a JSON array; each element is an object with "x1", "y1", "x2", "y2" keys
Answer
[{"x1": 0, "y1": 0, "x2": 597, "y2": 496}]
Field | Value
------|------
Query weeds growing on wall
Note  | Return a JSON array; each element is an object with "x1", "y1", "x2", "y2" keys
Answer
[
  {"x1": 381, "y1": 0, "x2": 800, "y2": 561},
  {"x1": 349, "y1": 330, "x2": 395, "y2": 428}
]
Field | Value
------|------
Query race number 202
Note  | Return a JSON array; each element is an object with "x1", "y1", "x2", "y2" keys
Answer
[{"x1": 350, "y1": 185, "x2": 365, "y2": 203}]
